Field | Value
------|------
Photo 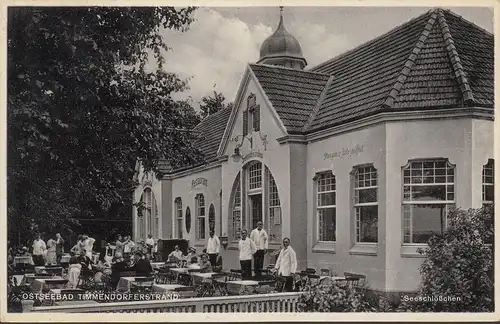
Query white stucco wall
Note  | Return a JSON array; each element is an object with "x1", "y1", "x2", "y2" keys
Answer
[{"x1": 132, "y1": 168, "x2": 163, "y2": 242}]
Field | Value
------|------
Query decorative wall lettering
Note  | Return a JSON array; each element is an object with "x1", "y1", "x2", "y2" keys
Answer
[
  {"x1": 191, "y1": 177, "x2": 208, "y2": 188},
  {"x1": 242, "y1": 151, "x2": 263, "y2": 163},
  {"x1": 323, "y1": 145, "x2": 364, "y2": 160}
]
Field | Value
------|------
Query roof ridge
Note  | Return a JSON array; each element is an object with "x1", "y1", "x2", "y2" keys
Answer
[
  {"x1": 436, "y1": 9, "x2": 475, "y2": 105},
  {"x1": 309, "y1": 9, "x2": 434, "y2": 72},
  {"x1": 251, "y1": 63, "x2": 329, "y2": 76},
  {"x1": 442, "y1": 8, "x2": 493, "y2": 37},
  {"x1": 302, "y1": 75, "x2": 335, "y2": 132},
  {"x1": 383, "y1": 10, "x2": 438, "y2": 108}
]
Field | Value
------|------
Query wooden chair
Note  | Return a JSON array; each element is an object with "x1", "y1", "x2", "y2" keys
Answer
[
  {"x1": 211, "y1": 273, "x2": 228, "y2": 296},
  {"x1": 130, "y1": 277, "x2": 154, "y2": 293},
  {"x1": 344, "y1": 272, "x2": 366, "y2": 291},
  {"x1": 274, "y1": 276, "x2": 287, "y2": 293},
  {"x1": 305, "y1": 267, "x2": 316, "y2": 274},
  {"x1": 228, "y1": 269, "x2": 242, "y2": 281}
]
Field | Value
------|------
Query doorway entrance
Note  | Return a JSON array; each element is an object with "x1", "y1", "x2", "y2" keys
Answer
[{"x1": 249, "y1": 194, "x2": 262, "y2": 230}]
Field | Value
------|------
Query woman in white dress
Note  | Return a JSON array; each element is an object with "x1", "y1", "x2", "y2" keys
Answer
[
  {"x1": 274, "y1": 237, "x2": 297, "y2": 292},
  {"x1": 66, "y1": 257, "x2": 82, "y2": 289},
  {"x1": 45, "y1": 237, "x2": 57, "y2": 265}
]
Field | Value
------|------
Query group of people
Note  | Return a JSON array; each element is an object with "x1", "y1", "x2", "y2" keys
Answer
[
  {"x1": 238, "y1": 221, "x2": 297, "y2": 283},
  {"x1": 8, "y1": 233, "x2": 67, "y2": 266},
  {"x1": 107, "y1": 233, "x2": 158, "y2": 262}
]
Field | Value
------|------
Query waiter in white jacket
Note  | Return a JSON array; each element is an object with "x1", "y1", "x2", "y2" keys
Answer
[
  {"x1": 206, "y1": 231, "x2": 220, "y2": 267},
  {"x1": 250, "y1": 221, "x2": 268, "y2": 278},
  {"x1": 238, "y1": 229, "x2": 257, "y2": 280},
  {"x1": 275, "y1": 237, "x2": 297, "y2": 292}
]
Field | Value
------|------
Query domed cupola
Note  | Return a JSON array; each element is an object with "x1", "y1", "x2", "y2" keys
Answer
[{"x1": 257, "y1": 7, "x2": 307, "y2": 70}]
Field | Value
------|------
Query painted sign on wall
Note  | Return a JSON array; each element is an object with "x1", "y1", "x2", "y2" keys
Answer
[
  {"x1": 324, "y1": 145, "x2": 364, "y2": 160},
  {"x1": 191, "y1": 177, "x2": 208, "y2": 189}
]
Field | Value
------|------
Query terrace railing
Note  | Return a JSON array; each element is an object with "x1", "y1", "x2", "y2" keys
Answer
[{"x1": 29, "y1": 292, "x2": 302, "y2": 313}]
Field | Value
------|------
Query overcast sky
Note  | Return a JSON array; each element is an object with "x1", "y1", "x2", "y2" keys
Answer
[{"x1": 155, "y1": 6, "x2": 493, "y2": 107}]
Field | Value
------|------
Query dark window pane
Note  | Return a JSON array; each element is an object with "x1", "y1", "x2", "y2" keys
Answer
[
  {"x1": 411, "y1": 204, "x2": 447, "y2": 243},
  {"x1": 410, "y1": 185, "x2": 446, "y2": 201},
  {"x1": 357, "y1": 188, "x2": 377, "y2": 203},
  {"x1": 484, "y1": 185, "x2": 494, "y2": 202},
  {"x1": 319, "y1": 208, "x2": 336, "y2": 241},
  {"x1": 318, "y1": 192, "x2": 336, "y2": 206},
  {"x1": 357, "y1": 205, "x2": 378, "y2": 243}
]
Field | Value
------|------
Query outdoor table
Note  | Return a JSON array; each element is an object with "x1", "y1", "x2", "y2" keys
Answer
[
  {"x1": 319, "y1": 276, "x2": 346, "y2": 281},
  {"x1": 222, "y1": 279, "x2": 260, "y2": 295},
  {"x1": 152, "y1": 284, "x2": 185, "y2": 293},
  {"x1": 60, "y1": 254, "x2": 71, "y2": 264},
  {"x1": 14, "y1": 256, "x2": 32, "y2": 266},
  {"x1": 30, "y1": 277, "x2": 66, "y2": 293},
  {"x1": 116, "y1": 276, "x2": 149, "y2": 293},
  {"x1": 150, "y1": 262, "x2": 166, "y2": 270},
  {"x1": 169, "y1": 268, "x2": 188, "y2": 283},
  {"x1": 35, "y1": 266, "x2": 64, "y2": 276},
  {"x1": 190, "y1": 272, "x2": 216, "y2": 286}
]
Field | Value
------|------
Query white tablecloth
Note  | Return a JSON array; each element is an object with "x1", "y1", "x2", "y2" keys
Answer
[
  {"x1": 116, "y1": 276, "x2": 151, "y2": 293},
  {"x1": 30, "y1": 277, "x2": 66, "y2": 293},
  {"x1": 190, "y1": 272, "x2": 216, "y2": 285},
  {"x1": 151, "y1": 262, "x2": 166, "y2": 269},
  {"x1": 60, "y1": 254, "x2": 71, "y2": 263},
  {"x1": 152, "y1": 284, "x2": 185, "y2": 293},
  {"x1": 14, "y1": 256, "x2": 32, "y2": 266}
]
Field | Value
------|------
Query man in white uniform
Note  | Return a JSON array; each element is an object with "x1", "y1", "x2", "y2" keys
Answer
[
  {"x1": 238, "y1": 229, "x2": 257, "y2": 280},
  {"x1": 32, "y1": 234, "x2": 46, "y2": 266},
  {"x1": 274, "y1": 237, "x2": 297, "y2": 292},
  {"x1": 250, "y1": 221, "x2": 268, "y2": 278},
  {"x1": 82, "y1": 234, "x2": 96, "y2": 259},
  {"x1": 206, "y1": 231, "x2": 220, "y2": 267}
]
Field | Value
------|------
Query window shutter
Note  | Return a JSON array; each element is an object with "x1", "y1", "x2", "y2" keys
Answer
[
  {"x1": 243, "y1": 109, "x2": 248, "y2": 135},
  {"x1": 253, "y1": 106, "x2": 260, "y2": 131}
]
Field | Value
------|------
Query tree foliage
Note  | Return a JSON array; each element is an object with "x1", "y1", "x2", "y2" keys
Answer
[
  {"x1": 198, "y1": 90, "x2": 233, "y2": 119},
  {"x1": 399, "y1": 207, "x2": 494, "y2": 312},
  {"x1": 7, "y1": 7, "x2": 203, "y2": 239}
]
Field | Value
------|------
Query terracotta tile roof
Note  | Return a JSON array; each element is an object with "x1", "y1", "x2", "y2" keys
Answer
[
  {"x1": 251, "y1": 8, "x2": 493, "y2": 134},
  {"x1": 249, "y1": 64, "x2": 331, "y2": 133}
]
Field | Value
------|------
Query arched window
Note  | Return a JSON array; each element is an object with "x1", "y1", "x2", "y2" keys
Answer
[
  {"x1": 402, "y1": 159, "x2": 455, "y2": 244},
  {"x1": 209, "y1": 204, "x2": 216, "y2": 233},
  {"x1": 185, "y1": 207, "x2": 191, "y2": 234},
  {"x1": 229, "y1": 173, "x2": 242, "y2": 241},
  {"x1": 195, "y1": 194, "x2": 206, "y2": 240},
  {"x1": 138, "y1": 188, "x2": 158, "y2": 240},
  {"x1": 266, "y1": 167, "x2": 282, "y2": 242},
  {"x1": 175, "y1": 198, "x2": 183, "y2": 239}
]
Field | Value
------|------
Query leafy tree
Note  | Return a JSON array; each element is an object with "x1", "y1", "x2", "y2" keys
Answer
[
  {"x1": 199, "y1": 90, "x2": 233, "y2": 119},
  {"x1": 7, "y1": 7, "x2": 203, "y2": 242},
  {"x1": 399, "y1": 207, "x2": 494, "y2": 312}
]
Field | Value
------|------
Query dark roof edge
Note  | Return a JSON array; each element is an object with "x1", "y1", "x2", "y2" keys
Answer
[
  {"x1": 302, "y1": 75, "x2": 335, "y2": 132},
  {"x1": 250, "y1": 63, "x2": 329, "y2": 76},
  {"x1": 436, "y1": 9, "x2": 475, "y2": 105},
  {"x1": 309, "y1": 9, "x2": 435, "y2": 72},
  {"x1": 383, "y1": 10, "x2": 439, "y2": 108}
]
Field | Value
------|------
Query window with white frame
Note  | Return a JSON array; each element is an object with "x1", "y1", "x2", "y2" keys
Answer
[
  {"x1": 402, "y1": 160, "x2": 455, "y2": 244},
  {"x1": 248, "y1": 162, "x2": 262, "y2": 190},
  {"x1": 266, "y1": 167, "x2": 282, "y2": 242},
  {"x1": 175, "y1": 198, "x2": 183, "y2": 239},
  {"x1": 316, "y1": 172, "x2": 336, "y2": 242},
  {"x1": 138, "y1": 188, "x2": 157, "y2": 240},
  {"x1": 230, "y1": 174, "x2": 242, "y2": 241},
  {"x1": 353, "y1": 165, "x2": 378, "y2": 243},
  {"x1": 482, "y1": 159, "x2": 494, "y2": 245},
  {"x1": 483, "y1": 159, "x2": 494, "y2": 206},
  {"x1": 195, "y1": 194, "x2": 206, "y2": 240}
]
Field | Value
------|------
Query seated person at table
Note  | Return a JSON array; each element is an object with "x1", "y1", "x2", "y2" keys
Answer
[
  {"x1": 198, "y1": 254, "x2": 212, "y2": 273},
  {"x1": 110, "y1": 252, "x2": 128, "y2": 288},
  {"x1": 131, "y1": 251, "x2": 152, "y2": 276},
  {"x1": 94, "y1": 253, "x2": 112, "y2": 282},
  {"x1": 186, "y1": 247, "x2": 197, "y2": 260},
  {"x1": 66, "y1": 256, "x2": 82, "y2": 289},
  {"x1": 187, "y1": 257, "x2": 200, "y2": 269},
  {"x1": 168, "y1": 245, "x2": 183, "y2": 262},
  {"x1": 213, "y1": 255, "x2": 223, "y2": 273}
]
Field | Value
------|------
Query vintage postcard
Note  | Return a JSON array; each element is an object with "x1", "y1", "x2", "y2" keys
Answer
[{"x1": 1, "y1": 0, "x2": 498, "y2": 322}]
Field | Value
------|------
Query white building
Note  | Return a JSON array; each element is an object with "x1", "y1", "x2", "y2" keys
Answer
[{"x1": 133, "y1": 8, "x2": 494, "y2": 293}]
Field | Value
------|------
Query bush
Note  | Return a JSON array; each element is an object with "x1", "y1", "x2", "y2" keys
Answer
[
  {"x1": 401, "y1": 207, "x2": 494, "y2": 312},
  {"x1": 297, "y1": 280, "x2": 376, "y2": 312}
]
